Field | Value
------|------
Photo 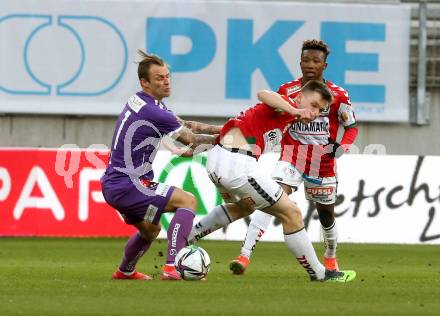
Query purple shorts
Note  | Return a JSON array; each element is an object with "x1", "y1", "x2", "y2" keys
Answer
[{"x1": 101, "y1": 177, "x2": 175, "y2": 225}]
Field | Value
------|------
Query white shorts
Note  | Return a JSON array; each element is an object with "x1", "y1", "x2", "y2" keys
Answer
[
  {"x1": 271, "y1": 160, "x2": 337, "y2": 205},
  {"x1": 206, "y1": 145, "x2": 283, "y2": 210}
]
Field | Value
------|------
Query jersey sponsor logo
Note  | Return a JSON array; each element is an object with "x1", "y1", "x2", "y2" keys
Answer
[
  {"x1": 263, "y1": 128, "x2": 282, "y2": 153},
  {"x1": 140, "y1": 179, "x2": 159, "y2": 190},
  {"x1": 285, "y1": 84, "x2": 301, "y2": 95},
  {"x1": 305, "y1": 187, "x2": 334, "y2": 197},
  {"x1": 127, "y1": 94, "x2": 146, "y2": 113},
  {"x1": 144, "y1": 204, "x2": 158, "y2": 222},
  {"x1": 290, "y1": 120, "x2": 329, "y2": 134},
  {"x1": 339, "y1": 103, "x2": 356, "y2": 126}
]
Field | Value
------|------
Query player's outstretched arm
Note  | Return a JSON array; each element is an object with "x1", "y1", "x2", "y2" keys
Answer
[
  {"x1": 184, "y1": 121, "x2": 222, "y2": 135},
  {"x1": 257, "y1": 90, "x2": 314, "y2": 121},
  {"x1": 177, "y1": 117, "x2": 223, "y2": 135},
  {"x1": 175, "y1": 126, "x2": 217, "y2": 152}
]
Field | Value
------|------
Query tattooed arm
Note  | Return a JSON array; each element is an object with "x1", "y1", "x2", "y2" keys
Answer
[
  {"x1": 177, "y1": 117, "x2": 222, "y2": 135},
  {"x1": 174, "y1": 126, "x2": 217, "y2": 154}
]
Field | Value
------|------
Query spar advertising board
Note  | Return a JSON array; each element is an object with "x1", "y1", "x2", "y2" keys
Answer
[{"x1": 0, "y1": 148, "x2": 439, "y2": 244}]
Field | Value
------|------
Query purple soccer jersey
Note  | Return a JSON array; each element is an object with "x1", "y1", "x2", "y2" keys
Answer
[
  {"x1": 101, "y1": 91, "x2": 182, "y2": 224},
  {"x1": 106, "y1": 91, "x2": 182, "y2": 181}
]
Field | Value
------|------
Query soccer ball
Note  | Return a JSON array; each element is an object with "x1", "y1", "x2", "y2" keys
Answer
[{"x1": 174, "y1": 245, "x2": 211, "y2": 280}]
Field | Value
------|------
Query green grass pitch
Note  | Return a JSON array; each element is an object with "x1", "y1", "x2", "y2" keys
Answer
[{"x1": 0, "y1": 238, "x2": 439, "y2": 316}]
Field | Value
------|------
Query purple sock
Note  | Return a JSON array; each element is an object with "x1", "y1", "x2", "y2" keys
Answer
[
  {"x1": 119, "y1": 232, "x2": 152, "y2": 273},
  {"x1": 166, "y1": 208, "x2": 195, "y2": 264}
]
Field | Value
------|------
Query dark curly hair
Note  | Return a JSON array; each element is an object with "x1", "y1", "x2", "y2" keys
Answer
[{"x1": 302, "y1": 40, "x2": 330, "y2": 61}]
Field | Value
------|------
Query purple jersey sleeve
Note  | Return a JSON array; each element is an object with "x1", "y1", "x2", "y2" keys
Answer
[{"x1": 142, "y1": 106, "x2": 182, "y2": 136}]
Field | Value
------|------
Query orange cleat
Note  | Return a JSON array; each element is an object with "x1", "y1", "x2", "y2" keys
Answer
[
  {"x1": 112, "y1": 270, "x2": 153, "y2": 280},
  {"x1": 229, "y1": 255, "x2": 250, "y2": 275},
  {"x1": 161, "y1": 265, "x2": 182, "y2": 281},
  {"x1": 323, "y1": 257, "x2": 339, "y2": 271}
]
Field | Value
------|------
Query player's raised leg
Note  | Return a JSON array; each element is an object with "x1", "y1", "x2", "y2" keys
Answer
[{"x1": 188, "y1": 202, "x2": 252, "y2": 244}]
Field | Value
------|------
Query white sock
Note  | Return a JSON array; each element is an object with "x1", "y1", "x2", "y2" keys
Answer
[
  {"x1": 188, "y1": 205, "x2": 233, "y2": 243},
  {"x1": 322, "y1": 221, "x2": 338, "y2": 258},
  {"x1": 284, "y1": 228, "x2": 326, "y2": 280},
  {"x1": 240, "y1": 210, "x2": 272, "y2": 259}
]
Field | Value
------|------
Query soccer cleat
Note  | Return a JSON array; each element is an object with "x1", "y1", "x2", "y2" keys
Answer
[
  {"x1": 323, "y1": 269, "x2": 356, "y2": 283},
  {"x1": 229, "y1": 255, "x2": 250, "y2": 275},
  {"x1": 323, "y1": 256, "x2": 339, "y2": 271},
  {"x1": 161, "y1": 265, "x2": 182, "y2": 281},
  {"x1": 112, "y1": 270, "x2": 153, "y2": 280}
]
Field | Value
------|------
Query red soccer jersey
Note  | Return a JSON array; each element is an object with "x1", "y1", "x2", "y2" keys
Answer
[
  {"x1": 219, "y1": 96, "x2": 298, "y2": 159},
  {"x1": 278, "y1": 78, "x2": 357, "y2": 177}
]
